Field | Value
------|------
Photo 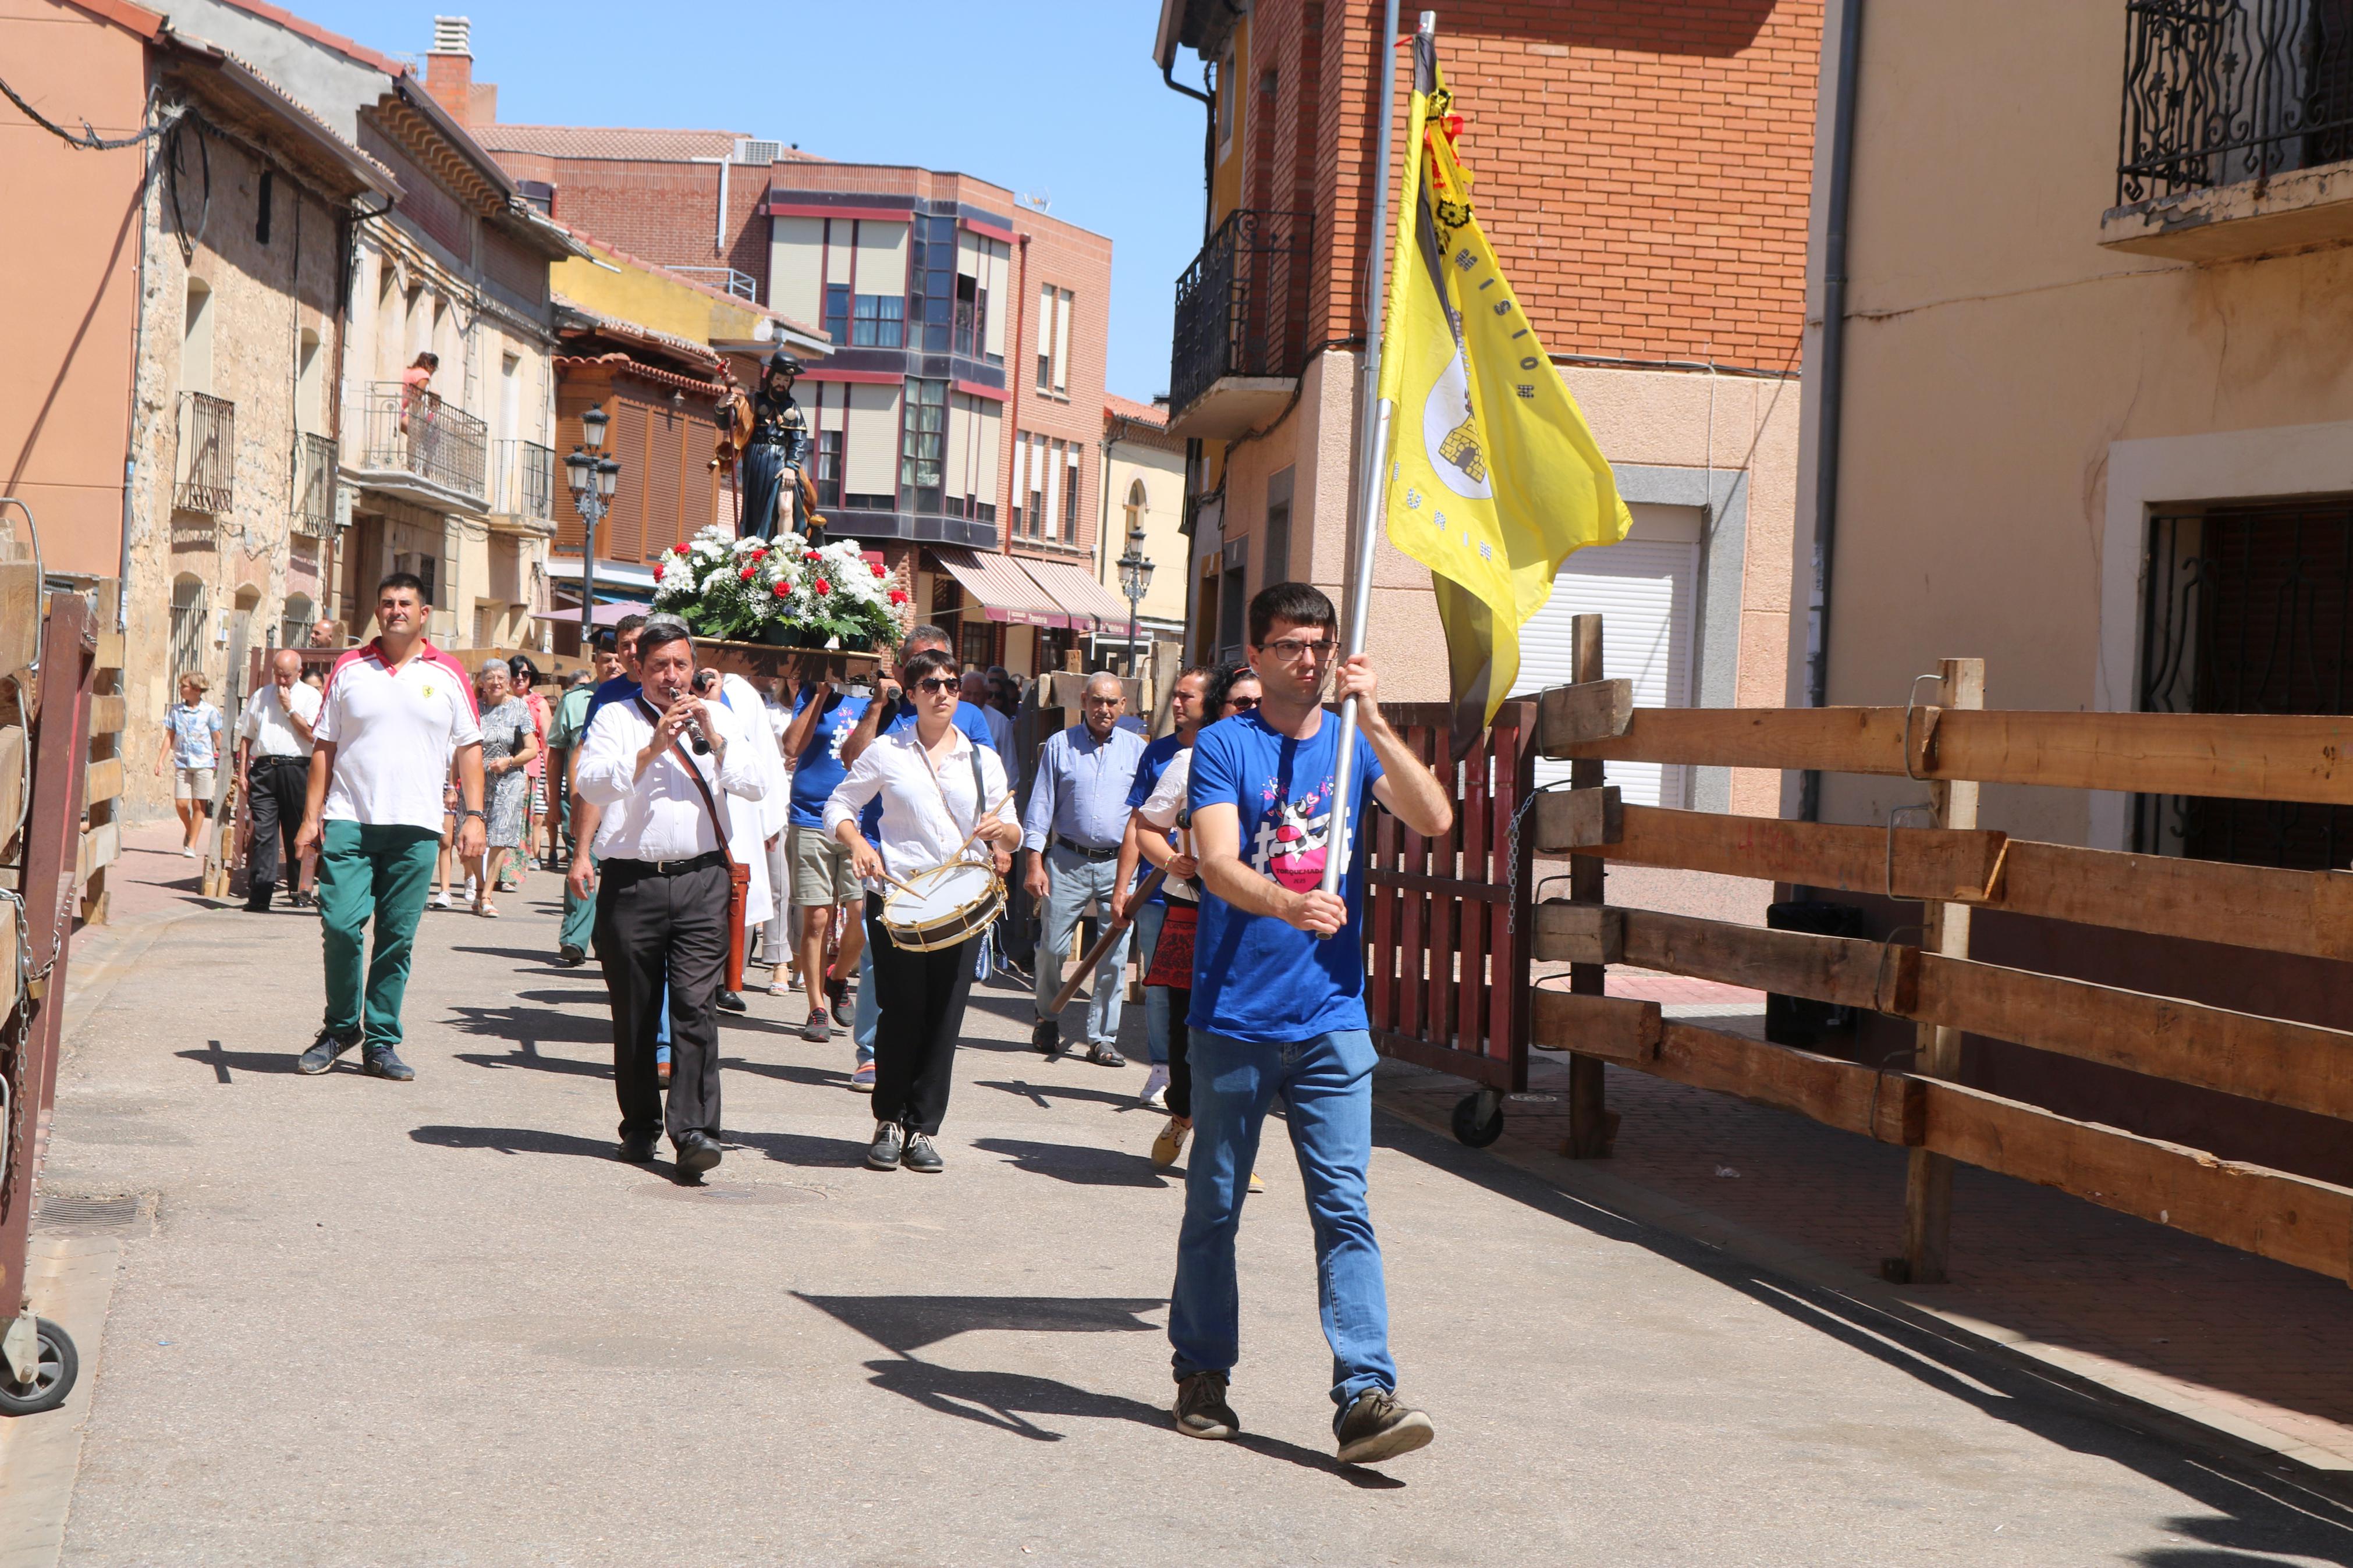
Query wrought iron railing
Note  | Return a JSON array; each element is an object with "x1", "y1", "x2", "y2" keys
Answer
[
  {"x1": 2118, "y1": 0, "x2": 2353, "y2": 203},
  {"x1": 1169, "y1": 208, "x2": 1315, "y2": 415},
  {"x1": 357, "y1": 382, "x2": 487, "y2": 504},
  {"x1": 175, "y1": 391, "x2": 234, "y2": 514},
  {"x1": 2136, "y1": 501, "x2": 2353, "y2": 867},
  {"x1": 675, "y1": 265, "x2": 757, "y2": 301},
  {"x1": 294, "y1": 432, "x2": 338, "y2": 536},
  {"x1": 491, "y1": 438, "x2": 555, "y2": 522}
]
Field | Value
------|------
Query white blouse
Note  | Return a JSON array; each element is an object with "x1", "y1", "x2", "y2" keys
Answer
[
  {"x1": 1135, "y1": 746, "x2": 1199, "y2": 903},
  {"x1": 822, "y1": 723, "x2": 1017, "y2": 884}
]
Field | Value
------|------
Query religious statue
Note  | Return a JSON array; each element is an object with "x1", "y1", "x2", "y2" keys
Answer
[{"x1": 718, "y1": 350, "x2": 824, "y2": 545}]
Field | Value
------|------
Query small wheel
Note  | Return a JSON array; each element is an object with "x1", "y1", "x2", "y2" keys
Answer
[
  {"x1": 1452, "y1": 1090, "x2": 1504, "y2": 1148},
  {"x1": 0, "y1": 1317, "x2": 77, "y2": 1417}
]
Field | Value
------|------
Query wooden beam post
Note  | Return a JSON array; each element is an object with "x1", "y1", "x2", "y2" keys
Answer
[
  {"x1": 80, "y1": 579, "x2": 120, "y2": 925},
  {"x1": 1901, "y1": 657, "x2": 1984, "y2": 1282},
  {"x1": 1564, "y1": 614, "x2": 1616, "y2": 1158}
]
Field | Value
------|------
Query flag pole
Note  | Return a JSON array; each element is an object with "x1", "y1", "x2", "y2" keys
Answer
[{"x1": 1319, "y1": 4, "x2": 1426, "y2": 901}]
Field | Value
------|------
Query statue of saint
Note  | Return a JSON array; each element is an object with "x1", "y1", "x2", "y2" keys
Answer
[{"x1": 739, "y1": 351, "x2": 817, "y2": 542}]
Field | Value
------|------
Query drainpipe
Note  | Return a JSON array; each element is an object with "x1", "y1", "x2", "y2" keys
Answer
[
  {"x1": 1161, "y1": 54, "x2": 1216, "y2": 244},
  {"x1": 1798, "y1": 0, "x2": 1865, "y2": 823},
  {"x1": 690, "y1": 155, "x2": 728, "y2": 259}
]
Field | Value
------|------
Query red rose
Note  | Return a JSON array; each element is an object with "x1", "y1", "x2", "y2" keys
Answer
[
  {"x1": 804, "y1": 550, "x2": 821, "y2": 561},
  {"x1": 673, "y1": 543, "x2": 689, "y2": 554},
  {"x1": 814, "y1": 578, "x2": 831, "y2": 595},
  {"x1": 888, "y1": 588, "x2": 908, "y2": 605},
  {"x1": 772, "y1": 581, "x2": 790, "y2": 598},
  {"x1": 751, "y1": 549, "x2": 766, "y2": 560},
  {"x1": 653, "y1": 563, "x2": 666, "y2": 581},
  {"x1": 739, "y1": 566, "x2": 756, "y2": 581},
  {"x1": 871, "y1": 563, "x2": 888, "y2": 578}
]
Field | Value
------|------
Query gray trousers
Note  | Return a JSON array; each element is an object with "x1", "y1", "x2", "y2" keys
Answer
[{"x1": 1032, "y1": 841, "x2": 1131, "y2": 1047}]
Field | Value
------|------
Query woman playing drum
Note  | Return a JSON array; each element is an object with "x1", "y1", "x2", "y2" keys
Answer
[{"x1": 824, "y1": 647, "x2": 1022, "y2": 1173}]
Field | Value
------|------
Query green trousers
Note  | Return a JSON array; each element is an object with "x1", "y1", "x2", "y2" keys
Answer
[
  {"x1": 317, "y1": 820, "x2": 439, "y2": 1048},
  {"x1": 560, "y1": 848, "x2": 598, "y2": 954}
]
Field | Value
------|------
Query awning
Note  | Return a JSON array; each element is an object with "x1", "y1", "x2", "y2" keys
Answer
[
  {"x1": 1016, "y1": 557, "x2": 1136, "y2": 635},
  {"x1": 929, "y1": 545, "x2": 1070, "y2": 628}
]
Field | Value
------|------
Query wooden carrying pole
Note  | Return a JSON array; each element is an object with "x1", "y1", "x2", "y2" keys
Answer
[
  {"x1": 1564, "y1": 613, "x2": 1613, "y2": 1157},
  {"x1": 1901, "y1": 657, "x2": 1983, "y2": 1283},
  {"x1": 1047, "y1": 866, "x2": 1167, "y2": 1015}
]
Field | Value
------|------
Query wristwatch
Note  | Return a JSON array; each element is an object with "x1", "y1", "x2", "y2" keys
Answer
[{"x1": 462, "y1": 808, "x2": 486, "y2": 821}]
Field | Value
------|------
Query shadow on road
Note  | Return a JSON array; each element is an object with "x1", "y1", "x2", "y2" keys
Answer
[
  {"x1": 411, "y1": 1124, "x2": 616, "y2": 1160},
  {"x1": 174, "y1": 1042, "x2": 301, "y2": 1079},
  {"x1": 975, "y1": 1078, "x2": 1142, "y2": 1111},
  {"x1": 1371, "y1": 1113, "x2": 2353, "y2": 1564},
  {"x1": 722, "y1": 1057, "x2": 854, "y2": 1091},
  {"x1": 455, "y1": 1048, "x2": 610, "y2": 1080},
  {"x1": 970, "y1": 1137, "x2": 1167, "y2": 1187},
  {"x1": 729, "y1": 1128, "x2": 872, "y2": 1168}
]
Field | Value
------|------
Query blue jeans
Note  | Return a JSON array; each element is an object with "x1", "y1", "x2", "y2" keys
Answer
[
  {"x1": 1032, "y1": 843, "x2": 1130, "y2": 1047},
  {"x1": 851, "y1": 942, "x2": 878, "y2": 1066},
  {"x1": 1133, "y1": 901, "x2": 1171, "y2": 1066},
  {"x1": 1168, "y1": 1027, "x2": 1394, "y2": 1412}
]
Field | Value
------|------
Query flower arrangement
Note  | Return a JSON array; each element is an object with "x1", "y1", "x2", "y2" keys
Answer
[{"x1": 648, "y1": 524, "x2": 908, "y2": 648}]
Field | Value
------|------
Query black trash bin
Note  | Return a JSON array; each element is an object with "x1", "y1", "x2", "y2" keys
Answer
[{"x1": 1764, "y1": 899, "x2": 1866, "y2": 1047}]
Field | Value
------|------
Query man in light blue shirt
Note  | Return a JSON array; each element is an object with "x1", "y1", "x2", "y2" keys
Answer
[{"x1": 1023, "y1": 671, "x2": 1147, "y2": 1063}]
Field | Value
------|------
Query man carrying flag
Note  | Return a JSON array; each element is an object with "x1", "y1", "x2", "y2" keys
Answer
[{"x1": 1376, "y1": 21, "x2": 1633, "y2": 756}]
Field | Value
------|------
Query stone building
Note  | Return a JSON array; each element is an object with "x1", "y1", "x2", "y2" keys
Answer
[{"x1": 1091, "y1": 394, "x2": 1188, "y2": 676}]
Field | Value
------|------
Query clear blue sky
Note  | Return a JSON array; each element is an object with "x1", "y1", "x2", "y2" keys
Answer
[{"x1": 287, "y1": 0, "x2": 1211, "y2": 402}]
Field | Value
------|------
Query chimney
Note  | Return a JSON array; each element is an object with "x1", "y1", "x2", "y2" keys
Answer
[{"x1": 424, "y1": 16, "x2": 474, "y2": 126}]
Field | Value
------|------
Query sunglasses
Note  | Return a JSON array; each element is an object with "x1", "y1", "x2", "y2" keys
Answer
[
  {"x1": 913, "y1": 676, "x2": 959, "y2": 695},
  {"x1": 1229, "y1": 695, "x2": 1261, "y2": 710}
]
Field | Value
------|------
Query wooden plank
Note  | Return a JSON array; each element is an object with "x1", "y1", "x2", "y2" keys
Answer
[
  {"x1": 83, "y1": 757, "x2": 123, "y2": 807},
  {"x1": 1532, "y1": 785, "x2": 1622, "y2": 849},
  {"x1": 1565, "y1": 615, "x2": 1610, "y2": 1158},
  {"x1": 1491, "y1": 714, "x2": 1529, "y2": 1094},
  {"x1": 1905, "y1": 656, "x2": 1983, "y2": 1286},
  {"x1": 1644, "y1": 1021, "x2": 1923, "y2": 1146},
  {"x1": 1530, "y1": 989, "x2": 1662, "y2": 1062},
  {"x1": 76, "y1": 819, "x2": 119, "y2": 884},
  {"x1": 87, "y1": 696, "x2": 127, "y2": 737},
  {"x1": 1921, "y1": 1078, "x2": 2353, "y2": 1281},
  {"x1": 1399, "y1": 724, "x2": 1432, "y2": 1041},
  {"x1": 0, "y1": 564, "x2": 38, "y2": 678},
  {"x1": 1536, "y1": 678, "x2": 1632, "y2": 749},
  {"x1": 0, "y1": 895, "x2": 19, "y2": 994},
  {"x1": 1990, "y1": 840, "x2": 2353, "y2": 962},
  {"x1": 90, "y1": 630, "x2": 123, "y2": 673},
  {"x1": 1621, "y1": 909, "x2": 1919, "y2": 1014},
  {"x1": 1533, "y1": 901, "x2": 1625, "y2": 965},
  {"x1": 1457, "y1": 726, "x2": 1491, "y2": 1064},
  {"x1": 1367, "y1": 867, "x2": 1510, "y2": 903},
  {"x1": 1569, "y1": 805, "x2": 2005, "y2": 903},
  {"x1": 0, "y1": 724, "x2": 24, "y2": 850},
  {"x1": 1548, "y1": 705, "x2": 2353, "y2": 805}
]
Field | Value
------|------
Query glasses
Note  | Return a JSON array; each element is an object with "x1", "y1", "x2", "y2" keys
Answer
[
  {"x1": 913, "y1": 677, "x2": 959, "y2": 695},
  {"x1": 1261, "y1": 637, "x2": 1334, "y2": 663},
  {"x1": 1228, "y1": 695, "x2": 1261, "y2": 710}
]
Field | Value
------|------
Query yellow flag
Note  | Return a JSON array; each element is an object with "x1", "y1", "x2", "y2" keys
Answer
[{"x1": 1378, "y1": 34, "x2": 1633, "y2": 755}]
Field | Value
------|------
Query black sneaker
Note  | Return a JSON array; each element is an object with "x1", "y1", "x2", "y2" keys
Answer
[
  {"x1": 716, "y1": 989, "x2": 748, "y2": 1015},
  {"x1": 865, "y1": 1122, "x2": 903, "y2": 1171},
  {"x1": 825, "y1": 973, "x2": 849, "y2": 1014},
  {"x1": 900, "y1": 1130, "x2": 943, "y2": 1174},
  {"x1": 1173, "y1": 1371, "x2": 1239, "y2": 1440},
  {"x1": 1333, "y1": 1389, "x2": 1435, "y2": 1465},
  {"x1": 803, "y1": 1007, "x2": 832, "y2": 1043},
  {"x1": 361, "y1": 1046, "x2": 416, "y2": 1082},
  {"x1": 555, "y1": 944, "x2": 586, "y2": 968},
  {"x1": 296, "y1": 1027, "x2": 360, "y2": 1075},
  {"x1": 617, "y1": 1133, "x2": 659, "y2": 1163},
  {"x1": 1031, "y1": 1018, "x2": 1059, "y2": 1055}
]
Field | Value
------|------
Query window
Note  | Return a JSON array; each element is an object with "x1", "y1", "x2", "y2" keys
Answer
[
  {"x1": 1264, "y1": 467, "x2": 1294, "y2": 586},
  {"x1": 279, "y1": 593, "x2": 314, "y2": 649},
  {"x1": 1062, "y1": 450, "x2": 1080, "y2": 545},
  {"x1": 814, "y1": 429, "x2": 843, "y2": 509},
  {"x1": 1124, "y1": 477, "x2": 1147, "y2": 539},
  {"x1": 1034, "y1": 286, "x2": 1073, "y2": 395},
  {"x1": 901, "y1": 378, "x2": 946, "y2": 514},
  {"x1": 417, "y1": 554, "x2": 438, "y2": 605},
  {"x1": 1219, "y1": 561, "x2": 1246, "y2": 656},
  {"x1": 960, "y1": 620, "x2": 993, "y2": 671},
  {"x1": 954, "y1": 274, "x2": 986, "y2": 358},
  {"x1": 183, "y1": 278, "x2": 214, "y2": 395},
  {"x1": 844, "y1": 493, "x2": 896, "y2": 512},
  {"x1": 825, "y1": 283, "x2": 849, "y2": 346},
  {"x1": 909, "y1": 214, "x2": 955, "y2": 353},
  {"x1": 296, "y1": 329, "x2": 322, "y2": 433},
  {"x1": 169, "y1": 575, "x2": 208, "y2": 681},
  {"x1": 1216, "y1": 42, "x2": 1234, "y2": 158},
  {"x1": 851, "y1": 293, "x2": 904, "y2": 349}
]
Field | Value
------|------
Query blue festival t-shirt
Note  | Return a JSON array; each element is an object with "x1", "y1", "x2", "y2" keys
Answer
[
  {"x1": 1124, "y1": 731, "x2": 1186, "y2": 908},
  {"x1": 858, "y1": 697, "x2": 999, "y2": 839},
  {"x1": 1186, "y1": 709, "x2": 1385, "y2": 1043},
  {"x1": 787, "y1": 688, "x2": 871, "y2": 830}
]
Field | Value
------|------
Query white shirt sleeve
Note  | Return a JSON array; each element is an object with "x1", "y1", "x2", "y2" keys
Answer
[
  {"x1": 711, "y1": 700, "x2": 766, "y2": 802},
  {"x1": 574, "y1": 702, "x2": 639, "y2": 808},
  {"x1": 822, "y1": 740, "x2": 889, "y2": 841},
  {"x1": 288, "y1": 681, "x2": 322, "y2": 726},
  {"x1": 1137, "y1": 751, "x2": 1190, "y2": 831},
  {"x1": 237, "y1": 694, "x2": 262, "y2": 742}
]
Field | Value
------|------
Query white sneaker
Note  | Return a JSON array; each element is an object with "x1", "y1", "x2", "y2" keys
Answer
[
  {"x1": 1139, "y1": 1064, "x2": 1169, "y2": 1109},
  {"x1": 429, "y1": 891, "x2": 452, "y2": 911},
  {"x1": 180, "y1": 846, "x2": 196, "y2": 859}
]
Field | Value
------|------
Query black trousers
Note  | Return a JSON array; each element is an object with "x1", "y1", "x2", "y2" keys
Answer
[
  {"x1": 865, "y1": 893, "x2": 978, "y2": 1136},
  {"x1": 594, "y1": 856, "x2": 729, "y2": 1146},
  {"x1": 245, "y1": 757, "x2": 308, "y2": 902},
  {"x1": 1163, "y1": 986, "x2": 1194, "y2": 1119}
]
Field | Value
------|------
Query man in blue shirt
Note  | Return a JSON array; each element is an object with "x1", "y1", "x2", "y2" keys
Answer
[
  {"x1": 779, "y1": 676, "x2": 870, "y2": 1047},
  {"x1": 836, "y1": 625, "x2": 1000, "y2": 1076},
  {"x1": 562, "y1": 614, "x2": 646, "y2": 963},
  {"x1": 1169, "y1": 582, "x2": 1453, "y2": 1467},
  {"x1": 1020, "y1": 672, "x2": 1147, "y2": 1064},
  {"x1": 1120, "y1": 666, "x2": 1212, "y2": 1105}
]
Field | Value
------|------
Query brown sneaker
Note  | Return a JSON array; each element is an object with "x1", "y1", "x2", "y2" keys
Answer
[
  {"x1": 1150, "y1": 1116, "x2": 1189, "y2": 1171},
  {"x1": 1173, "y1": 1371, "x2": 1238, "y2": 1440},
  {"x1": 1334, "y1": 1389, "x2": 1434, "y2": 1465}
]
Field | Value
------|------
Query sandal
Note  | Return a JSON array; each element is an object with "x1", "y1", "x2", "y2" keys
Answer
[
  {"x1": 1087, "y1": 1042, "x2": 1126, "y2": 1068},
  {"x1": 474, "y1": 898, "x2": 500, "y2": 919}
]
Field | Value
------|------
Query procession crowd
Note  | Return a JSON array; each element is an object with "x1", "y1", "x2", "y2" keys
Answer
[{"x1": 178, "y1": 571, "x2": 1454, "y2": 1467}]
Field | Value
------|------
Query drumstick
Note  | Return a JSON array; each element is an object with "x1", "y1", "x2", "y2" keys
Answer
[
  {"x1": 949, "y1": 790, "x2": 1018, "y2": 861},
  {"x1": 1047, "y1": 866, "x2": 1166, "y2": 1015}
]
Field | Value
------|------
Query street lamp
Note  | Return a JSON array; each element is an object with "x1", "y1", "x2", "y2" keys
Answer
[
  {"x1": 1116, "y1": 518, "x2": 1154, "y2": 682},
  {"x1": 566, "y1": 404, "x2": 615, "y2": 653}
]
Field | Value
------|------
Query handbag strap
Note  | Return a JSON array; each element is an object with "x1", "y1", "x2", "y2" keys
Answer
[{"x1": 637, "y1": 695, "x2": 737, "y2": 870}]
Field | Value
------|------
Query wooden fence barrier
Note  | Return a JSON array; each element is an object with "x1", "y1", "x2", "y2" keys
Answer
[{"x1": 1524, "y1": 657, "x2": 2353, "y2": 1286}]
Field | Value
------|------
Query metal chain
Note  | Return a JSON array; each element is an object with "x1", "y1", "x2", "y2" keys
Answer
[
  {"x1": 0, "y1": 889, "x2": 28, "y2": 1225},
  {"x1": 1504, "y1": 781, "x2": 1575, "y2": 938}
]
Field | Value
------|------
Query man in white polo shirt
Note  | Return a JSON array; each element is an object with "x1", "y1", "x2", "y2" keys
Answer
[
  {"x1": 293, "y1": 571, "x2": 483, "y2": 1080},
  {"x1": 238, "y1": 648, "x2": 322, "y2": 913}
]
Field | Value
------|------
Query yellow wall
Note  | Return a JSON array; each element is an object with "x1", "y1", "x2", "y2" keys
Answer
[
  {"x1": 552, "y1": 246, "x2": 777, "y2": 347},
  {"x1": 1208, "y1": 14, "x2": 1251, "y2": 229}
]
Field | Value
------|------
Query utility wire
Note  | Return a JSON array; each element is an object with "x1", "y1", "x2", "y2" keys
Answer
[{"x1": 0, "y1": 76, "x2": 168, "y2": 150}]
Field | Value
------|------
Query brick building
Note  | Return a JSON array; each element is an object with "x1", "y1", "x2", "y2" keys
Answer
[{"x1": 1154, "y1": 0, "x2": 1818, "y2": 815}]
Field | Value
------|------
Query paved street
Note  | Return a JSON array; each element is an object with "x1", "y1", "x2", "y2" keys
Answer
[{"x1": 13, "y1": 854, "x2": 2353, "y2": 1565}]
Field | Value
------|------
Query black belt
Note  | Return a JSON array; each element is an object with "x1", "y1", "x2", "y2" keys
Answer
[
  {"x1": 605, "y1": 849, "x2": 727, "y2": 879},
  {"x1": 252, "y1": 753, "x2": 308, "y2": 767},
  {"x1": 1057, "y1": 843, "x2": 1120, "y2": 862}
]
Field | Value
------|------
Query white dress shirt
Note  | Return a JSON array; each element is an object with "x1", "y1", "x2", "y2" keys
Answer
[
  {"x1": 822, "y1": 723, "x2": 1016, "y2": 884},
  {"x1": 1135, "y1": 746, "x2": 1200, "y2": 904},
  {"x1": 576, "y1": 692, "x2": 768, "y2": 863},
  {"x1": 238, "y1": 681, "x2": 321, "y2": 758},
  {"x1": 716, "y1": 672, "x2": 791, "y2": 926}
]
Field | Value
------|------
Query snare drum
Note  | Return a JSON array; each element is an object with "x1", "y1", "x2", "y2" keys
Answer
[{"x1": 880, "y1": 859, "x2": 1005, "y2": 952}]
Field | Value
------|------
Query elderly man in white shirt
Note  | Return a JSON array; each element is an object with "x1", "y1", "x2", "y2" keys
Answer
[
  {"x1": 576, "y1": 617, "x2": 768, "y2": 1175},
  {"x1": 239, "y1": 648, "x2": 322, "y2": 913},
  {"x1": 825, "y1": 645, "x2": 1022, "y2": 1175}
]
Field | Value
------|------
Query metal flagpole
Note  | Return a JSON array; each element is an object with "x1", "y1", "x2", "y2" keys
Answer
[{"x1": 1318, "y1": 3, "x2": 1424, "y2": 901}]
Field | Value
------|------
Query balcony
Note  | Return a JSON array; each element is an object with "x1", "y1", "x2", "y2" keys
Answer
[
  {"x1": 1167, "y1": 208, "x2": 1314, "y2": 439},
  {"x1": 2105, "y1": 0, "x2": 2353, "y2": 260},
  {"x1": 175, "y1": 392, "x2": 234, "y2": 514},
  {"x1": 349, "y1": 382, "x2": 488, "y2": 511},
  {"x1": 293, "y1": 432, "x2": 338, "y2": 538},
  {"x1": 488, "y1": 438, "x2": 555, "y2": 535},
  {"x1": 673, "y1": 265, "x2": 757, "y2": 301}
]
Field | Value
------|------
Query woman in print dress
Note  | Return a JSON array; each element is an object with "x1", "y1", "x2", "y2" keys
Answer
[{"x1": 471, "y1": 657, "x2": 538, "y2": 918}]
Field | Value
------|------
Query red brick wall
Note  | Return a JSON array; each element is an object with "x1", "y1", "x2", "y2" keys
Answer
[
  {"x1": 1284, "y1": 0, "x2": 1819, "y2": 370},
  {"x1": 1005, "y1": 211, "x2": 1114, "y2": 565},
  {"x1": 505, "y1": 156, "x2": 771, "y2": 295}
]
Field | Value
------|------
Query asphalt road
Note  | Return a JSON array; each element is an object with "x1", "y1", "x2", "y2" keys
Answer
[{"x1": 26, "y1": 882, "x2": 2353, "y2": 1566}]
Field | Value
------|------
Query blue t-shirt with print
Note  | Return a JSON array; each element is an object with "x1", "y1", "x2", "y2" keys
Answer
[
  {"x1": 1124, "y1": 731, "x2": 1187, "y2": 908},
  {"x1": 1186, "y1": 709, "x2": 1385, "y2": 1044},
  {"x1": 166, "y1": 701, "x2": 223, "y2": 769},
  {"x1": 857, "y1": 698, "x2": 999, "y2": 839},
  {"x1": 788, "y1": 688, "x2": 871, "y2": 830}
]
